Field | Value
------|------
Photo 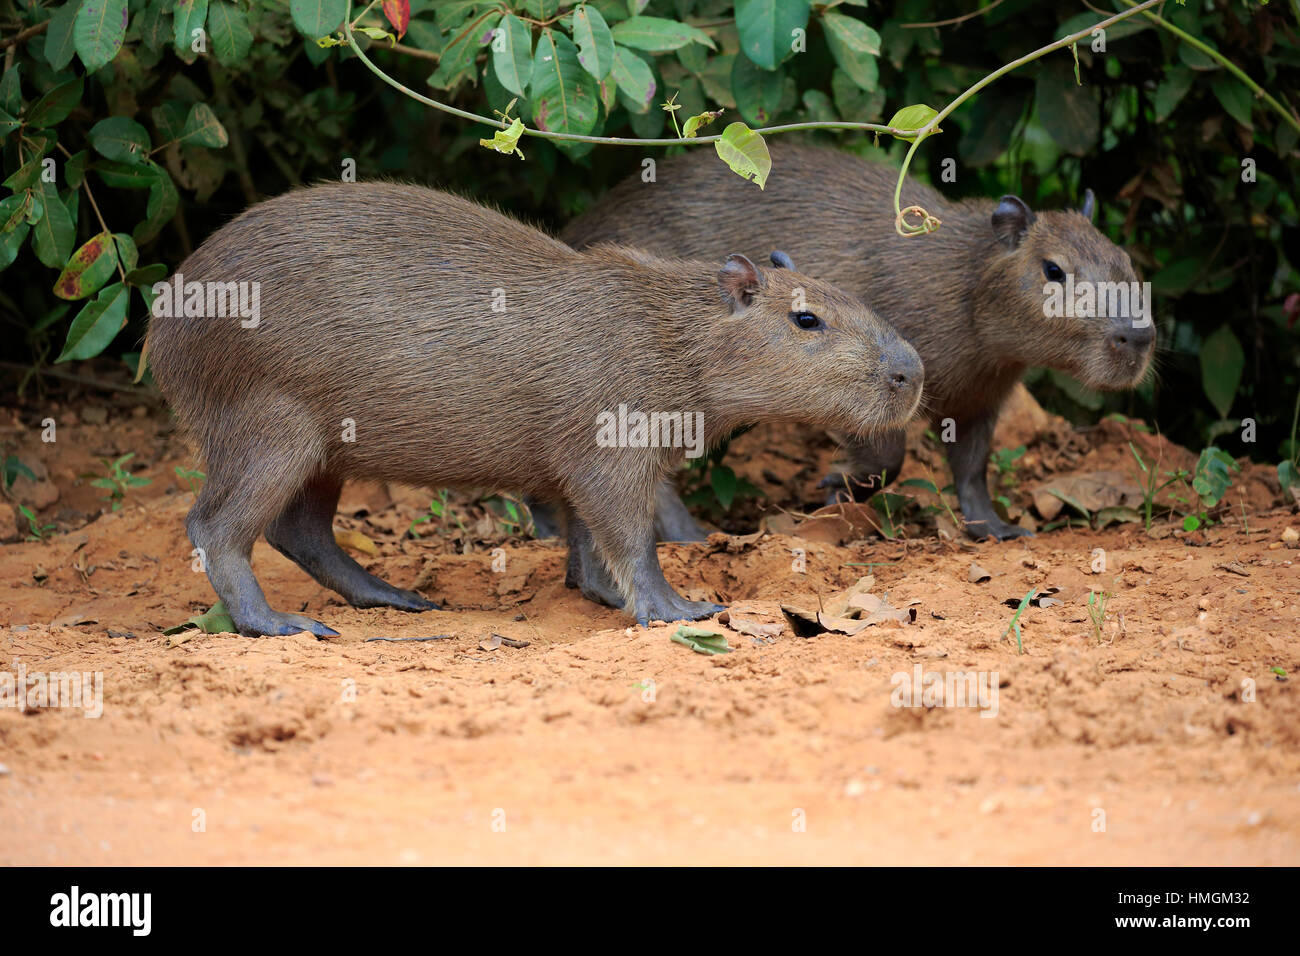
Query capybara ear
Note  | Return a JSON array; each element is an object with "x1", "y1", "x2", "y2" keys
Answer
[
  {"x1": 770, "y1": 250, "x2": 795, "y2": 270},
  {"x1": 991, "y1": 195, "x2": 1035, "y2": 248},
  {"x1": 718, "y1": 254, "x2": 764, "y2": 312},
  {"x1": 1080, "y1": 188, "x2": 1096, "y2": 221}
]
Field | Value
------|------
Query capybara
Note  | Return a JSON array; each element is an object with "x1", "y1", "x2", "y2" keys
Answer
[
  {"x1": 147, "y1": 183, "x2": 923, "y2": 635},
  {"x1": 553, "y1": 143, "x2": 1154, "y2": 541}
]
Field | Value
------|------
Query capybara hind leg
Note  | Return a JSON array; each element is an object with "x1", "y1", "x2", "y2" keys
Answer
[
  {"x1": 265, "y1": 475, "x2": 438, "y2": 612},
  {"x1": 185, "y1": 427, "x2": 338, "y2": 637},
  {"x1": 563, "y1": 507, "x2": 623, "y2": 609},
  {"x1": 187, "y1": 505, "x2": 339, "y2": 638},
  {"x1": 821, "y1": 428, "x2": 907, "y2": 504},
  {"x1": 570, "y1": 483, "x2": 723, "y2": 627},
  {"x1": 652, "y1": 480, "x2": 706, "y2": 542}
]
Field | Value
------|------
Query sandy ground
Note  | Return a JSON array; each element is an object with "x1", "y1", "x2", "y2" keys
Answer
[{"x1": 0, "y1": 382, "x2": 1297, "y2": 865}]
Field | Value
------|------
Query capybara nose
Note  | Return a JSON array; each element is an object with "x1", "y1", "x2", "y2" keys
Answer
[
  {"x1": 1107, "y1": 321, "x2": 1155, "y2": 354},
  {"x1": 884, "y1": 340, "x2": 924, "y2": 392}
]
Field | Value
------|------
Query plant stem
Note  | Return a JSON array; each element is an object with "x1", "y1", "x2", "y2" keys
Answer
[
  {"x1": 892, "y1": 0, "x2": 1165, "y2": 233},
  {"x1": 1117, "y1": 0, "x2": 1300, "y2": 135}
]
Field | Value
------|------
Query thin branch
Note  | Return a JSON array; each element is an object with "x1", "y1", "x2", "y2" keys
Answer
[
  {"x1": 902, "y1": 0, "x2": 1008, "y2": 29},
  {"x1": 0, "y1": 20, "x2": 48, "y2": 52}
]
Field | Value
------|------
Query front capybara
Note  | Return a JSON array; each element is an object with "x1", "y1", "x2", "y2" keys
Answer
[
  {"x1": 558, "y1": 143, "x2": 1155, "y2": 541},
  {"x1": 146, "y1": 183, "x2": 923, "y2": 635}
]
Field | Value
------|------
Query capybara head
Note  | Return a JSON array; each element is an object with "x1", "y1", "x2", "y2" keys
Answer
[
  {"x1": 710, "y1": 251, "x2": 924, "y2": 435},
  {"x1": 978, "y1": 190, "x2": 1154, "y2": 390}
]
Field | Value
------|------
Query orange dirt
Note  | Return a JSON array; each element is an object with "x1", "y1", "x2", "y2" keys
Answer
[{"x1": 0, "y1": 381, "x2": 1297, "y2": 865}]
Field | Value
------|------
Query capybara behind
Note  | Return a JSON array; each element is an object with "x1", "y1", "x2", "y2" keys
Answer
[
  {"x1": 147, "y1": 183, "x2": 923, "y2": 635},
  {"x1": 559, "y1": 143, "x2": 1155, "y2": 541}
]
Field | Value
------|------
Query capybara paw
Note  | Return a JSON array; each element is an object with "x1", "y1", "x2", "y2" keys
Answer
[
  {"x1": 237, "y1": 611, "x2": 339, "y2": 638},
  {"x1": 965, "y1": 517, "x2": 1034, "y2": 541},
  {"x1": 634, "y1": 596, "x2": 724, "y2": 627},
  {"x1": 385, "y1": 589, "x2": 440, "y2": 612}
]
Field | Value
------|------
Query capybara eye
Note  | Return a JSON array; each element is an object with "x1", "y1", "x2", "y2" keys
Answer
[
  {"x1": 1042, "y1": 259, "x2": 1066, "y2": 283},
  {"x1": 790, "y1": 311, "x2": 825, "y2": 331}
]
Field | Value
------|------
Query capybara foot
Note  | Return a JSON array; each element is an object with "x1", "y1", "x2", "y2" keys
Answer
[
  {"x1": 965, "y1": 516, "x2": 1034, "y2": 541},
  {"x1": 347, "y1": 583, "x2": 440, "y2": 612},
  {"x1": 236, "y1": 609, "x2": 340, "y2": 638},
  {"x1": 635, "y1": 593, "x2": 725, "y2": 628}
]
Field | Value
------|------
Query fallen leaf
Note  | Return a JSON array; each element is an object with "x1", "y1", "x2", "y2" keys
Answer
[
  {"x1": 670, "y1": 625, "x2": 733, "y2": 655},
  {"x1": 968, "y1": 563, "x2": 991, "y2": 583},
  {"x1": 334, "y1": 528, "x2": 379, "y2": 556}
]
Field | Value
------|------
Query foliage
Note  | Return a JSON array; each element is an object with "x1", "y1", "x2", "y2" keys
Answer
[
  {"x1": 0, "y1": 0, "x2": 1296, "y2": 470},
  {"x1": 88, "y1": 449, "x2": 150, "y2": 508}
]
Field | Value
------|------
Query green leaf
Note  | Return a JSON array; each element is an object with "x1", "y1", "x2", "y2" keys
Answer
[
  {"x1": 1199, "y1": 324, "x2": 1244, "y2": 419},
  {"x1": 711, "y1": 464, "x2": 737, "y2": 509},
  {"x1": 3, "y1": 157, "x2": 44, "y2": 191},
  {"x1": 26, "y1": 76, "x2": 84, "y2": 128},
  {"x1": 479, "y1": 117, "x2": 526, "y2": 160},
  {"x1": 289, "y1": 0, "x2": 346, "y2": 39},
  {"x1": 492, "y1": 14, "x2": 532, "y2": 97},
  {"x1": 1035, "y1": 60, "x2": 1098, "y2": 155},
  {"x1": 133, "y1": 162, "x2": 178, "y2": 243},
  {"x1": 136, "y1": 0, "x2": 173, "y2": 53},
  {"x1": 1277, "y1": 460, "x2": 1300, "y2": 491},
  {"x1": 95, "y1": 159, "x2": 158, "y2": 189},
  {"x1": 731, "y1": 55, "x2": 783, "y2": 126},
  {"x1": 31, "y1": 181, "x2": 75, "y2": 268},
  {"x1": 0, "y1": 221, "x2": 29, "y2": 272},
  {"x1": 682, "y1": 109, "x2": 724, "y2": 138},
  {"x1": 0, "y1": 67, "x2": 21, "y2": 117},
  {"x1": 734, "y1": 0, "x2": 809, "y2": 71},
  {"x1": 162, "y1": 600, "x2": 236, "y2": 636},
  {"x1": 886, "y1": 103, "x2": 939, "y2": 142},
  {"x1": 124, "y1": 262, "x2": 168, "y2": 285},
  {"x1": 53, "y1": 231, "x2": 119, "y2": 300},
  {"x1": 173, "y1": 0, "x2": 209, "y2": 52},
  {"x1": 529, "y1": 31, "x2": 599, "y2": 137},
  {"x1": 429, "y1": 12, "x2": 496, "y2": 90},
  {"x1": 208, "y1": 0, "x2": 253, "y2": 67},
  {"x1": 112, "y1": 232, "x2": 139, "y2": 273},
  {"x1": 610, "y1": 16, "x2": 715, "y2": 53},
  {"x1": 89, "y1": 116, "x2": 151, "y2": 165},
  {"x1": 57, "y1": 282, "x2": 129, "y2": 362},
  {"x1": 670, "y1": 625, "x2": 733, "y2": 655},
  {"x1": 180, "y1": 102, "x2": 228, "y2": 148},
  {"x1": 572, "y1": 5, "x2": 615, "y2": 80},
  {"x1": 74, "y1": 0, "x2": 128, "y2": 73},
  {"x1": 1155, "y1": 67, "x2": 1195, "y2": 123},
  {"x1": 44, "y1": 1, "x2": 83, "y2": 72},
  {"x1": 1210, "y1": 75, "x2": 1253, "y2": 129},
  {"x1": 713, "y1": 122, "x2": 771, "y2": 189},
  {"x1": 821, "y1": 11, "x2": 880, "y2": 91},
  {"x1": 611, "y1": 45, "x2": 655, "y2": 114}
]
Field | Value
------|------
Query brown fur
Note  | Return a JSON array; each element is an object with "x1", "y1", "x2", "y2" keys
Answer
[
  {"x1": 562, "y1": 143, "x2": 1153, "y2": 538},
  {"x1": 148, "y1": 182, "x2": 921, "y2": 634}
]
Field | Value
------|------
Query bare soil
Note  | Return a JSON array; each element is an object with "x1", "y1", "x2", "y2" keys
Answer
[{"x1": 1, "y1": 376, "x2": 1297, "y2": 865}]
